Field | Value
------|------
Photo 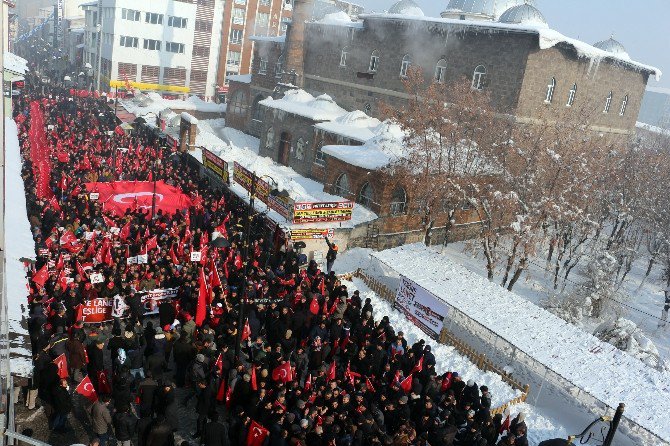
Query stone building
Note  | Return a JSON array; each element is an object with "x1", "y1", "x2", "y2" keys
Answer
[{"x1": 225, "y1": 0, "x2": 661, "y2": 249}]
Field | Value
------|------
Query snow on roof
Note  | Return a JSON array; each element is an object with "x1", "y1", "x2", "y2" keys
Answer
[
  {"x1": 371, "y1": 244, "x2": 670, "y2": 443},
  {"x1": 354, "y1": 13, "x2": 661, "y2": 81},
  {"x1": 322, "y1": 122, "x2": 407, "y2": 170},
  {"x1": 3, "y1": 52, "x2": 28, "y2": 75},
  {"x1": 181, "y1": 112, "x2": 198, "y2": 125},
  {"x1": 318, "y1": 10, "x2": 364, "y2": 28},
  {"x1": 249, "y1": 35, "x2": 286, "y2": 43},
  {"x1": 227, "y1": 74, "x2": 252, "y2": 84},
  {"x1": 259, "y1": 89, "x2": 348, "y2": 122},
  {"x1": 314, "y1": 110, "x2": 382, "y2": 142},
  {"x1": 121, "y1": 92, "x2": 226, "y2": 116}
]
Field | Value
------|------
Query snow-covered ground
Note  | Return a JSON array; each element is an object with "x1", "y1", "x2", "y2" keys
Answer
[{"x1": 4, "y1": 118, "x2": 36, "y2": 377}]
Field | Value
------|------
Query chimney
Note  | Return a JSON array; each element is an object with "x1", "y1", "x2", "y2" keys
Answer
[{"x1": 283, "y1": 0, "x2": 314, "y2": 88}]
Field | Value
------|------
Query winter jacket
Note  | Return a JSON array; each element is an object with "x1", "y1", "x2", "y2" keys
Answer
[
  {"x1": 113, "y1": 411, "x2": 138, "y2": 441},
  {"x1": 51, "y1": 385, "x2": 72, "y2": 415},
  {"x1": 203, "y1": 420, "x2": 230, "y2": 446},
  {"x1": 91, "y1": 400, "x2": 113, "y2": 435}
]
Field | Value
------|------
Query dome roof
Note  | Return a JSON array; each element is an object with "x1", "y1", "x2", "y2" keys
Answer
[
  {"x1": 442, "y1": 0, "x2": 530, "y2": 21},
  {"x1": 388, "y1": 0, "x2": 425, "y2": 17},
  {"x1": 498, "y1": 4, "x2": 547, "y2": 26},
  {"x1": 593, "y1": 37, "x2": 629, "y2": 58}
]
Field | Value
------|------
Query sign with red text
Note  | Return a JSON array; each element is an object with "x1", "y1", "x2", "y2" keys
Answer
[
  {"x1": 287, "y1": 228, "x2": 335, "y2": 241},
  {"x1": 233, "y1": 162, "x2": 294, "y2": 220},
  {"x1": 202, "y1": 148, "x2": 229, "y2": 184},
  {"x1": 393, "y1": 275, "x2": 449, "y2": 339},
  {"x1": 292, "y1": 201, "x2": 353, "y2": 224},
  {"x1": 81, "y1": 288, "x2": 179, "y2": 323}
]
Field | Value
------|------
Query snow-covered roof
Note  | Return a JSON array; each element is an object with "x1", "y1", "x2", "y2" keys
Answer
[
  {"x1": 314, "y1": 110, "x2": 382, "y2": 142},
  {"x1": 498, "y1": 4, "x2": 547, "y2": 27},
  {"x1": 387, "y1": 0, "x2": 424, "y2": 17},
  {"x1": 122, "y1": 92, "x2": 226, "y2": 115},
  {"x1": 371, "y1": 244, "x2": 670, "y2": 443},
  {"x1": 227, "y1": 74, "x2": 252, "y2": 84},
  {"x1": 259, "y1": 89, "x2": 348, "y2": 122},
  {"x1": 443, "y1": 0, "x2": 527, "y2": 21},
  {"x1": 593, "y1": 37, "x2": 629, "y2": 59},
  {"x1": 3, "y1": 52, "x2": 28, "y2": 75},
  {"x1": 317, "y1": 11, "x2": 364, "y2": 28},
  {"x1": 352, "y1": 14, "x2": 660, "y2": 80},
  {"x1": 180, "y1": 112, "x2": 198, "y2": 125},
  {"x1": 249, "y1": 35, "x2": 286, "y2": 44},
  {"x1": 321, "y1": 122, "x2": 407, "y2": 170}
]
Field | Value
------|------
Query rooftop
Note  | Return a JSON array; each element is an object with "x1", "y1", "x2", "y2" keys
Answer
[
  {"x1": 314, "y1": 110, "x2": 382, "y2": 142},
  {"x1": 259, "y1": 89, "x2": 348, "y2": 122}
]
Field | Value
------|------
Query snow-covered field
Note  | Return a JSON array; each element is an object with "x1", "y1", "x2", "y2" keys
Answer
[{"x1": 4, "y1": 118, "x2": 36, "y2": 377}]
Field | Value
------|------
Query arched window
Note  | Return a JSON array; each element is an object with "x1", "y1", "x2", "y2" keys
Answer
[
  {"x1": 400, "y1": 54, "x2": 411, "y2": 77},
  {"x1": 471, "y1": 65, "x2": 486, "y2": 90},
  {"x1": 259, "y1": 58, "x2": 268, "y2": 75},
  {"x1": 334, "y1": 173, "x2": 350, "y2": 197},
  {"x1": 544, "y1": 77, "x2": 556, "y2": 103},
  {"x1": 390, "y1": 186, "x2": 407, "y2": 215},
  {"x1": 620, "y1": 95, "x2": 628, "y2": 116},
  {"x1": 566, "y1": 83, "x2": 577, "y2": 107},
  {"x1": 604, "y1": 91, "x2": 613, "y2": 113},
  {"x1": 295, "y1": 138, "x2": 306, "y2": 160},
  {"x1": 230, "y1": 90, "x2": 247, "y2": 115},
  {"x1": 358, "y1": 182, "x2": 374, "y2": 208},
  {"x1": 265, "y1": 127, "x2": 275, "y2": 150},
  {"x1": 435, "y1": 59, "x2": 447, "y2": 84},
  {"x1": 252, "y1": 94, "x2": 264, "y2": 121},
  {"x1": 369, "y1": 50, "x2": 380, "y2": 73},
  {"x1": 340, "y1": 46, "x2": 349, "y2": 67},
  {"x1": 275, "y1": 54, "x2": 284, "y2": 78},
  {"x1": 314, "y1": 140, "x2": 326, "y2": 165}
]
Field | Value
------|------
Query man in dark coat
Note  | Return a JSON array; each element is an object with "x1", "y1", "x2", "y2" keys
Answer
[
  {"x1": 203, "y1": 412, "x2": 230, "y2": 446},
  {"x1": 194, "y1": 380, "x2": 215, "y2": 438},
  {"x1": 145, "y1": 414, "x2": 175, "y2": 446},
  {"x1": 50, "y1": 379, "x2": 72, "y2": 433},
  {"x1": 113, "y1": 404, "x2": 138, "y2": 445}
]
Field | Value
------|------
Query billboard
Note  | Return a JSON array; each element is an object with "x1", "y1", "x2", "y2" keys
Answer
[
  {"x1": 394, "y1": 275, "x2": 449, "y2": 339},
  {"x1": 202, "y1": 148, "x2": 229, "y2": 184},
  {"x1": 292, "y1": 201, "x2": 354, "y2": 224},
  {"x1": 288, "y1": 228, "x2": 335, "y2": 240},
  {"x1": 233, "y1": 162, "x2": 293, "y2": 220}
]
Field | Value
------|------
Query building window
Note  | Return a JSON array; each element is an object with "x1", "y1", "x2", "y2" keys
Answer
[
  {"x1": 145, "y1": 13, "x2": 164, "y2": 25},
  {"x1": 399, "y1": 54, "x2": 411, "y2": 78},
  {"x1": 566, "y1": 83, "x2": 577, "y2": 107},
  {"x1": 545, "y1": 77, "x2": 555, "y2": 103},
  {"x1": 369, "y1": 50, "x2": 379, "y2": 73},
  {"x1": 165, "y1": 42, "x2": 185, "y2": 54},
  {"x1": 295, "y1": 138, "x2": 306, "y2": 160},
  {"x1": 230, "y1": 29, "x2": 243, "y2": 44},
  {"x1": 121, "y1": 8, "x2": 140, "y2": 21},
  {"x1": 227, "y1": 50, "x2": 241, "y2": 66},
  {"x1": 195, "y1": 20, "x2": 213, "y2": 33},
  {"x1": 435, "y1": 59, "x2": 447, "y2": 83},
  {"x1": 260, "y1": 0, "x2": 270, "y2": 5},
  {"x1": 168, "y1": 16, "x2": 188, "y2": 28},
  {"x1": 334, "y1": 173, "x2": 350, "y2": 196},
  {"x1": 340, "y1": 47, "x2": 349, "y2": 67},
  {"x1": 252, "y1": 95, "x2": 264, "y2": 121},
  {"x1": 390, "y1": 187, "x2": 407, "y2": 215},
  {"x1": 230, "y1": 91, "x2": 248, "y2": 115},
  {"x1": 265, "y1": 128, "x2": 275, "y2": 149},
  {"x1": 275, "y1": 55, "x2": 284, "y2": 78},
  {"x1": 192, "y1": 45, "x2": 210, "y2": 57},
  {"x1": 259, "y1": 58, "x2": 268, "y2": 75},
  {"x1": 603, "y1": 91, "x2": 613, "y2": 113},
  {"x1": 358, "y1": 182, "x2": 374, "y2": 208},
  {"x1": 620, "y1": 95, "x2": 628, "y2": 116},
  {"x1": 143, "y1": 39, "x2": 161, "y2": 51},
  {"x1": 256, "y1": 12, "x2": 270, "y2": 29},
  {"x1": 314, "y1": 141, "x2": 326, "y2": 165},
  {"x1": 232, "y1": 8, "x2": 245, "y2": 25},
  {"x1": 190, "y1": 70, "x2": 208, "y2": 82},
  {"x1": 119, "y1": 36, "x2": 138, "y2": 48},
  {"x1": 472, "y1": 65, "x2": 486, "y2": 90}
]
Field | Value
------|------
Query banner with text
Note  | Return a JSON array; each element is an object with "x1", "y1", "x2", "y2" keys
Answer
[
  {"x1": 393, "y1": 275, "x2": 449, "y2": 339},
  {"x1": 288, "y1": 228, "x2": 335, "y2": 240},
  {"x1": 233, "y1": 162, "x2": 294, "y2": 220},
  {"x1": 202, "y1": 148, "x2": 229, "y2": 184},
  {"x1": 81, "y1": 288, "x2": 179, "y2": 323},
  {"x1": 292, "y1": 201, "x2": 353, "y2": 224}
]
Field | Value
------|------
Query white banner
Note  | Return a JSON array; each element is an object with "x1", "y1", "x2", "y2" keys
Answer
[{"x1": 394, "y1": 275, "x2": 449, "y2": 339}]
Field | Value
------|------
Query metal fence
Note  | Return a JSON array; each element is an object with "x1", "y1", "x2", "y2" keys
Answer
[{"x1": 351, "y1": 267, "x2": 668, "y2": 445}]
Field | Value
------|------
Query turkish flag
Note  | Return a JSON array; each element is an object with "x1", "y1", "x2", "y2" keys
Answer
[
  {"x1": 195, "y1": 268, "x2": 208, "y2": 327},
  {"x1": 53, "y1": 354, "x2": 68, "y2": 378},
  {"x1": 75, "y1": 304, "x2": 83, "y2": 322},
  {"x1": 366, "y1": 376, "x2": 376, "y2": 393},
  {"x1": 241, "y1": 318, "x2": 251, "y2": 342},
  {"x1": 215, "y1": 353, "x2": 223, "y2": 375},
  {"x1": 399, "y1": 374, "x2": 413, "y2": 394},
  {"x1": 83, "y1": 181, "x2": 193, "y2": 217},
  {"x1": 119, "y1": 222, "x2": 131, "y2": 241},
  {"x1": 251, "y1": 366, "x2": 258, "y2": 391},
  {"x1": 32, "y1": 264, "x2": 49, "y2": 288},
  {"x1": 216, "y1": 378, "x2": 227, "y2": 402},
  {"x1": 309, "y1": 297, "x2": 320, "y2": 315},
  {"x1": 98, "y1": 370, "x2": 112, "y2": 394},
  {"x1": 246, "y1": 420, "x2": 269, "y2": 446},
  {"x1": 412, "y1": 356, "x2": 424, "y2": 374},
  {"x1": 499, "y1": 408, "x2": 511, "y2": 434},
  {"x1": 304, "y1": 373, "x2": 312, "y2": 391},
  {"x1": 210, "y1": 261, "x2": 222, "y2": 288},
  {"x1": 326, "y1": 361, "x2": 336, "y2": 382},
  {"x1": 170, "y1": 245, "x2": 179, "y2": 265},
  {"x1": 75, "y1": 375, "x2": 98, "y2": 402},
  {"x1": 441, "y1": 372, "x2": 453, "y2": 392},
  {"x1": 76, "y1": 260, "x2": 88, "y2": 279},
  {"x1": 146, "y1": 236, "x2": 158, "y2": 252},
  {"x1": 49, "y1": 196, "x2": 61, "y2": 212},
  {"x1": 272, "y1": 362, "x2": 292, "y2": 384}
]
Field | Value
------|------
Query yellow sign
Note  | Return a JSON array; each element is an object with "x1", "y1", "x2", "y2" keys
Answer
[{"x1": 109, "y1": 80, "x2": 190, "y2": 93}]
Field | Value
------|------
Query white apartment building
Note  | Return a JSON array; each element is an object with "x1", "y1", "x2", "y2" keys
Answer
[{"x1": 82, "y1": 0, "x2": 223, "y2": 99}]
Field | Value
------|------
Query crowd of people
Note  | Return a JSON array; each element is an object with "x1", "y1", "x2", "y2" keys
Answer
[{"x1": 14, "y1": 79, "x2": 529, "y2": 446}]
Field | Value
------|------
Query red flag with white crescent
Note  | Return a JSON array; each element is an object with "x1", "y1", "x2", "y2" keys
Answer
[
  {"x1": 53, "y1": 353, "x2": 68, "y2": 379},
  {"x1": 271, "y1": 362, "x2": 292, "y2": 384},
  {"x1": 75, "y1": 375, "x2": 98, "y2": 402},
  {"x1": 241, "y1": 318, "x2": 251, "y2": 342},
  {"x1": 246, "y1": 420, "x2": 269, "y2": 446}
]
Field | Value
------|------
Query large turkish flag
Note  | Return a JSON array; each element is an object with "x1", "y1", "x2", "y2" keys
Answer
[
  {"x1": 84, "y1": 181, "x2": 193, "y2": 217},
  {"x1": 246, "y1": 420, "x2": 269, "y2": 446}
]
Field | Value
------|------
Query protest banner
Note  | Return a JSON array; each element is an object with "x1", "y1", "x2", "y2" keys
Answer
[
  {"x1": 233, "y1": 162, "x2": 294, "y2": 220},
  {"x1": 393, "y1": 275, "x2": 449, "y2": 339},
  {"x1": 292, "y1": 202, "x2": 353, "y2": 224},
  {"x1": 202, "y1": 148, "x2": 229, "y2": 184},
  {"x1": 287, "y1": 228, "x2": 335, "y2": 240},
  {"x1": 80, "y1": 288, "x2": 179, "y2": 323}
]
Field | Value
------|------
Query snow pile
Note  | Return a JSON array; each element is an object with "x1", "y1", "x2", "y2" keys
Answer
[
  {"x1": 259, "y1": 90, "x2": 348, "y2": 121},
  {"x1": 370, "y1": 244, "x2": 670, "y2": 443},
  {"x1": 122, "y1": 92, "x2": 226, "y2": 118},
  {"x1": 314, "y1": 110, "x2": 382, "y2": 142},
  {"x1": 319, "y1": 11, "x2": 355, "y2": 24},
  {"x1": 188, "y1": 120, "x2": 378, "y2": 229},
  {"x1": 322, "y1": 121, "x2": 407, "y2": 170},
  {"x1": 4, "y1": 52, "x2": 28, "y2": 74},
  {"x1": 594, "y1": 318, "x2": 668, "y2": 372},
  {"x1": 181, "y1": 112, "x2": 199, "y2": 125},
  {"x1": 4, "y1": 118, "x2": 36, "y2": 377},
  {"x1": 227, "y1": 74, "x2": 252, "y2": 84}
]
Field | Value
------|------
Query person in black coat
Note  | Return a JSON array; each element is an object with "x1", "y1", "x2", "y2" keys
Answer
[
  {"x1": 50, "y1": 379, "x2": 72, "y2": 433},
  {"x1": 145, "y1": 414, "x2": 175, "y2": 446},
  {"x1": 203, "y1": 412, "x2": 230, "y2": 446},
  {"x1": 113, "y1": 404, "x2": 138, "y2": 444},
  {"x1": 194, "y1": 380, "x2": 215, "y2": 438},
  {"x1": 87, "y1": 339, "x2": 105, "y2": 392}
]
